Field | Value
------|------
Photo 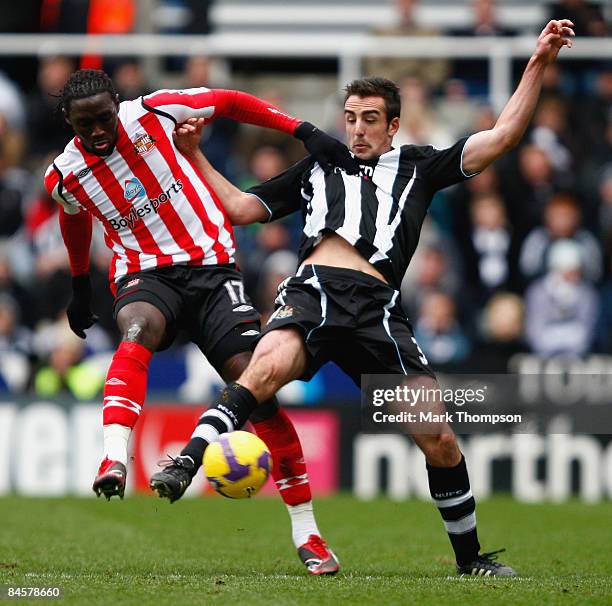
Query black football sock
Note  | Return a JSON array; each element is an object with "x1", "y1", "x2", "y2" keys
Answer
[
  {"x1": 180, "y1": 383, "x2": 258, "y2": 471},
  {"x1": 427, "y1": 454, "x2": 480, "y2": 566}
]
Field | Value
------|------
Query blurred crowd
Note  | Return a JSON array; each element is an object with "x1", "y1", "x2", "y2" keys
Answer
[{"x1": 0, "y1": 0, "x2": 609, "y2": 398}]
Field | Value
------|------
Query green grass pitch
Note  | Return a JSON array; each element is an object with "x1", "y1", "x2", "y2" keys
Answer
[{"x1": 1, "y1": 495, "x2": 611, "y2": 605}]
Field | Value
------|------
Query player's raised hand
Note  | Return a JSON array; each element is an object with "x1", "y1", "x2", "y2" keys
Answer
[
  {"x1": 534, "y1": 19, "x2": 575, "y2": 64},
  {"x1": 294, "y1": 121, "x2": 360, "y2": 175},
  {"x1": 173, "y1": 117, "x2": 205, "y2": 155},
  {"x1": 67, "y1": 274, "x2": 98, "y2": 339}
]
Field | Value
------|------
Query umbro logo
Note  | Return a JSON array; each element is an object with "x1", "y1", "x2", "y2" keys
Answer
[
  {"x1": 241, "y1": 330, "x2": 259, "y2": 336},
  {"x1": 106, "y1": 378, "x2": 127, "y2": 386},
  {"x1": 234, "y1": 305, "x2": 254, "y2": 313},
  {"x1": 123, "y1": 278, "x2": 142, "y2": 289},
  {"x1": 76, "y1": 167, "x2": 91, "y2": 179}
]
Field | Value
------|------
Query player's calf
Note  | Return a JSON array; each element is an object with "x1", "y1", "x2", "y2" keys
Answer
[
  {"x1": 250, "y1": 403, "x2": 339, "y2": 575},
  {"x1": 427, "y1": 454, "x2": 481, "y2": 568}
]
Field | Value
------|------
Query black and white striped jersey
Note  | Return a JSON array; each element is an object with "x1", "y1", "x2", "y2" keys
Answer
[{"x1": 247, "y1": 136, "x2": 475, "y2": 289}]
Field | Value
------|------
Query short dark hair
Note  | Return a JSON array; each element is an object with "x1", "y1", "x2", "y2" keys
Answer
[
  {"x1": 343, "y1": 77, "x2": 401, "y2": 123},
  {"x1": 60, "y1": 69, "x2": 117, "y2": 114}
]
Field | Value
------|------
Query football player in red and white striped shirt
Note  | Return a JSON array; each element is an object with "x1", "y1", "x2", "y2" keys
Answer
[{"x1": 44, "y1": 69, "x2": 355, "y2": 569}]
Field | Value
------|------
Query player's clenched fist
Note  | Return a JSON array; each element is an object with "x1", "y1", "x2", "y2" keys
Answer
[
  {"x1": 67, "y1": 275, "x2": 98, "y2": 339},
  {"x1": 173, "y1": 117, "x2": 205, "y2": 155},
  {"x1": 294, "y1": 121, "x2": 360, "y2": 175},
  {"x1": 534, "y1": 19, "x2": 575, "y2": 64}
]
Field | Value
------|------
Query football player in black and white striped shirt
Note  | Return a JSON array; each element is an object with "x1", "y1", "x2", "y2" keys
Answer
[{"x1": 168, "y1": 19, "x2": 574, "y2": 576}]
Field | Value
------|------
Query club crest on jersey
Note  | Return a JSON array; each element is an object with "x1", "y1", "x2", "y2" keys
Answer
[
  {"x1": 132, "y1": 132, "x2": 156, "y2": 156},
  {"x1": 124, "y1": 177, "x2": 145, "y2": 202},
  {"x1": 267, "y1": 305, "x2": 294, "y2": 323}
]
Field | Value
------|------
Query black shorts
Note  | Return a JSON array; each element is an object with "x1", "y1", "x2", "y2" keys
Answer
[
  {"x1": 113, "y1": 264, "x2": 261, "y2": 373},
  {"x1": 258, "y1": 264, "x2": 435, "y2": 383}
]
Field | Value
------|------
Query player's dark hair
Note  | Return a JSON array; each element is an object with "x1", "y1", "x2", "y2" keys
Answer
[
  {"x1": 344, "y1": 77, "x2": 401, "y2": 123},
  {"x1": 60, "y1": 69, "x2": 117, "y2": 115}
]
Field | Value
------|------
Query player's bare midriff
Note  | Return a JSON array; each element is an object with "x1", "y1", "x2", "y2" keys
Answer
[{"x1": 300, "y1": 231, "x2": 388, "y2": 283}]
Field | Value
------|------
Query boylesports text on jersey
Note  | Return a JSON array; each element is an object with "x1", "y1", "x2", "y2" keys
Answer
[{"x1": 109, "y1": 179, "x2": 183, "y2": 231}]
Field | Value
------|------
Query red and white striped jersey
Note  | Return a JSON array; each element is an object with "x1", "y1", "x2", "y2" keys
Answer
[{"x1": 44, "y1": 87, "x2": 300, "y2": 288}]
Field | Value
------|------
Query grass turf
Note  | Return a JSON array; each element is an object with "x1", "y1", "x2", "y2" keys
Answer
[{"x1": 1, "y1": 495, "x2": 611, "y2": 605}]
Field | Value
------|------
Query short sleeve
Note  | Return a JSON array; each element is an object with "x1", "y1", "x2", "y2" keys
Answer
[
  {"x1": 246, "y1": 156, "x2": 314, "y2": 223},
  {"x1": 418, "y1": 136, "x2": 478, "y2": 192},
  {"x1": 142, "y1": 87, "x2": 217, "y2": 124},
  {"x1": 44, "y1": 163, "x2": 81, "y2": 215}
]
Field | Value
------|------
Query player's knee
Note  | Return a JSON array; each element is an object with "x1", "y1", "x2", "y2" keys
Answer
[
  {"x1": 118, "y1": 313, "x2": 165, "y2": 350},
  {"x1": 122, "y1": 317, "x2": 151, "y2": 340},
  {"x1": 118, "y1": 301, "x2": 166, "y2": 343}
]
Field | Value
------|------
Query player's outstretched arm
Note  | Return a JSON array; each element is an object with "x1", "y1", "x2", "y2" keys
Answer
[
  {"x1": 214, "y1": 90, "x2": 359, "y2": 173},
  {"x1": 174, "y1": 118, "x2": 268, "y2": 225},
  {"x1": 145, "y1": 87, "x2": 359, "y2": 174},
  {"x1": 462, "y1": 19, "x2": 575, "y2": 175}
]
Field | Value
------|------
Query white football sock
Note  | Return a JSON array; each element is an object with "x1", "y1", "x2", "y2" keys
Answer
[
  {"x1": 103, "y1": 424, "x2": 131, "y2": 465},
  {"x1": 287, "y1": 501, "x2": 320, "y2": 548}
]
